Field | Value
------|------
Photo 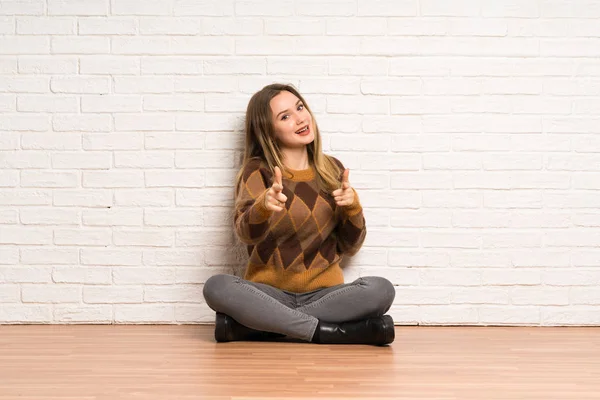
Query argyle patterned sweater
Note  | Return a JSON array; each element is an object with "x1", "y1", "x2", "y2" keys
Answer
[{"x1": 234, "y1": 156, "x2": 367, "y2": 293}]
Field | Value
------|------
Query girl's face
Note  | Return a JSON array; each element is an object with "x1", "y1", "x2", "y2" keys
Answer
[{"x1": 269, "y1": 90, "x2": 315, "y2": 151}]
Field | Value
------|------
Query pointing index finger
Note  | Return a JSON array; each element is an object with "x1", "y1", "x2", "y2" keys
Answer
[
  {"x1": 273, "y1": 166, "x2": 283, "y2": 189},
  {"x1": 341, "y1": 168, "x2": 351, "y2": 189}
]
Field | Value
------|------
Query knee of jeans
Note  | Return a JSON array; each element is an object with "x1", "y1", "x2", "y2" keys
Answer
[
  {"x1": 203, "y1": 274, "x2": 235, "y2": 310},
  {"x1": 364, "y1": 276, "x2": 396, "y2": 308}
]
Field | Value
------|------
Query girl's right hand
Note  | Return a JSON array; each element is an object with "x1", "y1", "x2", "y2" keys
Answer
[{"x1": 264, "y1": 166, "x2": 287, "y2": 212}]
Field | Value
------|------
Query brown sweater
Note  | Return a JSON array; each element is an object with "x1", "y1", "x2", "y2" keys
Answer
[{"x1": 234, "y1": 156, "x2": 367, "y2": 293}]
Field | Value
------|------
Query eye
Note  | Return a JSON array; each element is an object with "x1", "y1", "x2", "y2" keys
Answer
[
  {"x1": 298, "y1": 104, "x2": 304, "y2": 111},
  {"x1": 281, "y1": 115, "x2": 289, "y2": 120}
]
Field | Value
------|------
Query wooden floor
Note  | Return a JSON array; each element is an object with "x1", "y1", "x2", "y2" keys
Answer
[{"x1": 0, "y1": 325, "x2": 599, "y2": 400}]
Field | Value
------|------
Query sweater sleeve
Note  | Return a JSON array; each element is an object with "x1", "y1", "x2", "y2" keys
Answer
[
  {"x1": 233, "y1": 159, "x2": 274, "y2": 245},
  {"x1": 330, "y1": 156, "x2": 367, "y2": 256},
  {"x1": 336, "y1": 189, "x2": 367, "y2": 256}
]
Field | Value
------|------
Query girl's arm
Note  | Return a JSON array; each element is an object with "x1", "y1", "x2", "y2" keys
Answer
[
  {"x1": 233, "y1": 161, "x2": 274, "y2": 245},
  {"x1": 335, "y1": 190, "x2": 367, "y2": 256}
]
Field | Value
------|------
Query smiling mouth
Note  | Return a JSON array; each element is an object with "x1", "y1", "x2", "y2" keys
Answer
[{"x1": 296, "y1": 126, "x2": 309, "y2": 134}]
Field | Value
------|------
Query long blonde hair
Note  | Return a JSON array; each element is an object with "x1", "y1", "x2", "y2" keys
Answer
[{"x1": 234, "y1": 83, "x2": 342, "y2": 195}]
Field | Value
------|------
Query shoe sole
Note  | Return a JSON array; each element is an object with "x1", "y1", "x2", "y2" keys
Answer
[
  {"x1": 214, "y1": 312, "x2": 232, "y2": 342},
  {"x1": 381, "y1": 315, "x2": 395, "y2": 345}
]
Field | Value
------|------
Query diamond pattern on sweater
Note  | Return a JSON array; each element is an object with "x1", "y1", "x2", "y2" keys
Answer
[
  {"x1": 280, "y1": 233, "x2": 303, "y2": 268},
  {"x1": 250, "y1": 178, "x2": 334, "y2": 270},
  {"x1": 234, "y1": 157, "x2": 366, "y2": 288},
  {"x1": 288, "y1": 196, "x2": 311, "y2": 231},
  {"x1": 303, "y1": 234, "x2": 321, "y2": 269},
  {"x1": 256, "y1": 231, "x2": 277, "y2": 264},
  {"x1": 313, "y1": 196, "x2": 335, "y2": 233},
  {"x1": 294, "y1": 181, "x2": 318, "y2": 210}
]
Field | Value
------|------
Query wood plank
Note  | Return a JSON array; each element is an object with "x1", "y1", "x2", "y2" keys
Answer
[{"x1": 0, "y1": 325, "x2": 599, "y2": 399}]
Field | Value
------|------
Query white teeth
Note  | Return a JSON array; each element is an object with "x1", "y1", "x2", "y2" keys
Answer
[{"x1": 296, "y1": 126, "x2": 308, "y2": 134}]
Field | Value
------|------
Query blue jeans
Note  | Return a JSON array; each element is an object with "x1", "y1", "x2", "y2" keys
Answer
[{"x1": 203, "y1": 274, "x2": 395, "y2": 342}]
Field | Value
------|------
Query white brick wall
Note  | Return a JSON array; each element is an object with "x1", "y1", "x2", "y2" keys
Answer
[{"x1": 1, "y1": 0, "x2": 600, "y2": 326}]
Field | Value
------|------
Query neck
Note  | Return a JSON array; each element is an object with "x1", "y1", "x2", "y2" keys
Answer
[{"x1": 281, "y1": 146, "x2": 310, "y2": 170}]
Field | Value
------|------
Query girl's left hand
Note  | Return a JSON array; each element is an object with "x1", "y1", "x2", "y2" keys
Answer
[{"x1": 332, "y1": 168, "x2": 355, "y2": 207}]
